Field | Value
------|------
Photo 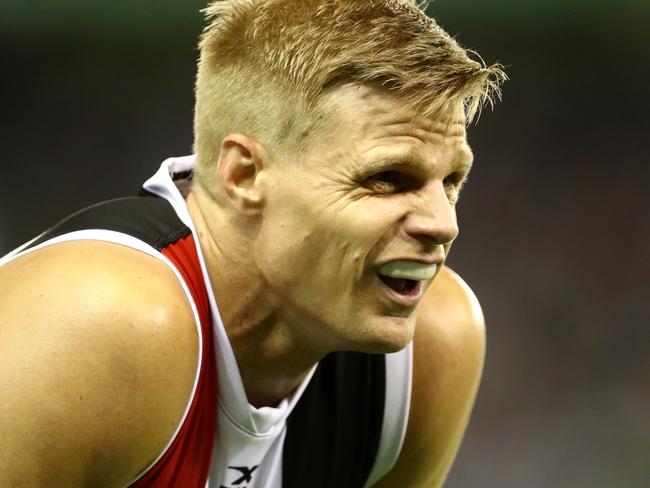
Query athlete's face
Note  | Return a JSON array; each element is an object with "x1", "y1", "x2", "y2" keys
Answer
[{"x1": 255, "y1": 85, "x2": 473, "y2": 353}]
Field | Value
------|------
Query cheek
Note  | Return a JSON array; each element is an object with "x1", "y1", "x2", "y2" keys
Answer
[
  {"x1": 308, "y1": 209, "x2": 389, "y2": 263},
  {"x1": 253, "y1": 200, "x2": 342, "y2": 290},
  {"x1": 348, "y1": 202, "x2": 403, "y2": 247},
  {"x1": 311, "y1": 200, "x2": 404, "y2": 272},
  {"x1": 259, "y1": 186, "x2": 400, "y2": 277}
]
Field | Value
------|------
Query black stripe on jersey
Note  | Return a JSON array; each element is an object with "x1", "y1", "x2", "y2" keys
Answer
[
  {"x1": 283, "y1": 351, "x2": 386, "y2": 488},
  {"x1": 26, "y1": 195, "x2": 190, "y2": 252}
]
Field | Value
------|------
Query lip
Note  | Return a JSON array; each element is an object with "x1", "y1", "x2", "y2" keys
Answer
[{"x1": 376, "y1": 274, "x2": 426, "y2": 308}]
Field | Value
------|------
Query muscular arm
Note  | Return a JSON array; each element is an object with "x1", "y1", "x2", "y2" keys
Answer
[
  {"x1": 0, "y1": 241, "x2": 198, "y2": 487},
  {"x1": 373, "y1": 266, "x2": 486, "y2": 487}
]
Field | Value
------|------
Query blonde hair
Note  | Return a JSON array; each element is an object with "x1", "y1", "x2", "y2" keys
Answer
[{"x1": 193, "y1": 0, "x2": 506, "y2": 192}]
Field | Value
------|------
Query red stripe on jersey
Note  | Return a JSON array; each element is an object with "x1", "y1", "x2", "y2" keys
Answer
[{"x1": 130, "y1": 233, "x2": 217, "y2": 487}]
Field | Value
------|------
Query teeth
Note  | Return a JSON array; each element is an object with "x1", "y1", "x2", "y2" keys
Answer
[{"x1": 378, "y1": 261, "x2": 438, "y2": 281}]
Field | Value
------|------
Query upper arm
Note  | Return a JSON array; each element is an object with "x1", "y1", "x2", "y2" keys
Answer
[
  {"x1": 373, "y1": 266, "x2": 486, "y2": 487},
  {"x1": 0, "y1": 241, "x2": 199, "y2": 487}
]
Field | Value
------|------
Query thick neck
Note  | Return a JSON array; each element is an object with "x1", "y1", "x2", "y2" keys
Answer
[{"x1": 185, "y1": 189, "x2": 321, "y2": 408}]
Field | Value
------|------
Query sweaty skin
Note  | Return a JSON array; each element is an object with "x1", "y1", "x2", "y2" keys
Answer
[{"x1": 0, "y1": 85, "x2": 485, "y2": 487}]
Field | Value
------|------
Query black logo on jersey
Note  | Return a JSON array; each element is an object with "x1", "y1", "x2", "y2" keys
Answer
[{"x1": 219, "y1": 465, "x2": 259, "y2": 487}]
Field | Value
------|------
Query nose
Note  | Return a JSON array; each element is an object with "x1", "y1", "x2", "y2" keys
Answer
[{"x1": 403, "y1": 182, "x2": 459, "y2": 246}]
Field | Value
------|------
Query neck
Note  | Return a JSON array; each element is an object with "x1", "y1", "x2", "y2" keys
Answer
[{"x1": 186, "y1": 189, "x2": 322, "y2": 408}]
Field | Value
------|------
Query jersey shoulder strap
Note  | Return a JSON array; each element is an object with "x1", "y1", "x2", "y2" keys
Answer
[{"x1": 27, "y1": 195, "x2": 191, "y2": 251}]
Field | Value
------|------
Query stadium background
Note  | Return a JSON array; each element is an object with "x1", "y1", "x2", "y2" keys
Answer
[{"x1": 1, "y1": 1, "x2": 648, "y2": 486}]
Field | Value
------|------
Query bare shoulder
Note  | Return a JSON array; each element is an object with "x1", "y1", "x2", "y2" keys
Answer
[
  {"x1": 0, "y1": 240, "x2": 199, "y2": 486},
  {"x1": 416, "y1": 265, "x2": 485, "y2": 351},
  {"x1": 373, "y1": 266, "x2": 486, "y2": 487}
]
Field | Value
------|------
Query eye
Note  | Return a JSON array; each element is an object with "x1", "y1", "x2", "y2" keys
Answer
[
  {"x1": 363, "y1": 171, "x2": 411, "y2": 194},
  {"x1": 443, "y1": 172, "x2": 468, "y2": 201},
  {"x1": 443, "y1": 172, "x2": 460, "y2": 188}
]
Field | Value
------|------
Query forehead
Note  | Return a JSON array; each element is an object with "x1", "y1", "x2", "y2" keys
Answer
[{"x1": 316, "y1": 85, "x2": 473, "y2": 170}]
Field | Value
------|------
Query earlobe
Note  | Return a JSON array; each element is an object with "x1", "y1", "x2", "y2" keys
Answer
[{"x1": 217, "y1": 134, "x2": 266, "y2": 214}]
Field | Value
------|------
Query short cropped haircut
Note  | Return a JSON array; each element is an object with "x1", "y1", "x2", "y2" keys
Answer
[{"x1": 193, "y1": 0, "x2": 506, "y2": 193}]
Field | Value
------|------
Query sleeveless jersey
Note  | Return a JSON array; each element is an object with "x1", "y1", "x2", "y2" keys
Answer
[{"x1": 0, "y1": 156, "x2": 412, "y2": 487}]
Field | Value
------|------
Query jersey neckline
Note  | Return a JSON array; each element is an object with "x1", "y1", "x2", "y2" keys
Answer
[{"x1": 143, "y1": 156, "x2": 317, "y2": 436}]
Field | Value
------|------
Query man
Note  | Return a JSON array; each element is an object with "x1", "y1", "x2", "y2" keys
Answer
[{"x1": 0, "y1": 0, "x2": 505, "y2": 486}]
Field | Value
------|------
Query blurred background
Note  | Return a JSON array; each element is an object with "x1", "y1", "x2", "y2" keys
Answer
[{"x1": 1, "y1": 1, "x2": 648, "y2": 486}]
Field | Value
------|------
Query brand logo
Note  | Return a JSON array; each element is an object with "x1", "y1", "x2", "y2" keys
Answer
[{"x1": 219, "y1": 465, "x2": 259, "y2": 488}]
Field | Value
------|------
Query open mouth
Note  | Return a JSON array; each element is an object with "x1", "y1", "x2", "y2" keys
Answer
[
  {"x1": 376, "y1": 260, "x2": 437, "y2": 303},
  {"x1": 379, "y1": 275, "x2": 421, "y2": 296}
]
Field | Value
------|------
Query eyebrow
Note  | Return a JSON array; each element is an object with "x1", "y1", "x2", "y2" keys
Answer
[{"x1": 355, "y1": 146, "x2": 475, "y2": 175}]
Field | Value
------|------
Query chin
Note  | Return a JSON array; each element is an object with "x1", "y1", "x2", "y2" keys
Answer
[{"x1": 348, "y1": 314, "x2": 416, "y2": 354}]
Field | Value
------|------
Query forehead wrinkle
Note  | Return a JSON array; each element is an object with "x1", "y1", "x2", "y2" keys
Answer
[
  {"x1": 356, "y1": 123, "x2": 472, "y2": 170},
  {"x1": 349, "y1": 138, "x2": 474, "y2": 180},
  {"x1": 360, "y1": 112, "x2": 468, "y2": 144}
]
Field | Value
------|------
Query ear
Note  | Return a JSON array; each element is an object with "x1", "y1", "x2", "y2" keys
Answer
[{"x1": 216, "y1": 134, "x2": 268, "y2": 215}]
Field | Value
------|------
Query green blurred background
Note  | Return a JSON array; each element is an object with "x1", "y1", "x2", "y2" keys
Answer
[{"x1": 1, "y1": 1, "x2": 648, "y2": 486}]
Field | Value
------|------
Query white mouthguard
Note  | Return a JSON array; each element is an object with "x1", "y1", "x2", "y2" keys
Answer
[{"x1": 378, "y1": 261, "x2": 438, "y2": 281}]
